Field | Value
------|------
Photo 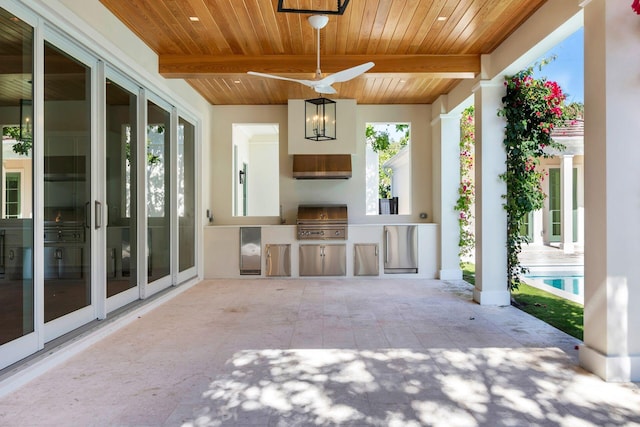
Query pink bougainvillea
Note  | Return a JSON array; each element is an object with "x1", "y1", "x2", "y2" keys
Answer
[
  {"x1": 456, "y1": 106, "x2": 475, "y2": 264},
  {"x1": 498, "y1": 67, "x2": 567, "y2": 290}
]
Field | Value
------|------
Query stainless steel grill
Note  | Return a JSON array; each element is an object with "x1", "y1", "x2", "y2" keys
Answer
[
  {"x1": 43, "y1": 221, "x2": 85, "y2": 244},
  {"x1": 43, "y1": 221, "x2": 85, "y2": 280},
  {"x1": 296, "y1": 204, "x2": 348, "y2": 240}
]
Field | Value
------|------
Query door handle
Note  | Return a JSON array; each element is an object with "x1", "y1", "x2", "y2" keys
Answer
[{"x1": 95, "y1": 201, "x2": 102, "y2": 229}]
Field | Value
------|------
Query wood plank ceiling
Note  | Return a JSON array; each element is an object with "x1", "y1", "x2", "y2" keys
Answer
[{"x1": 99, "y1": 0, "x2": 548, "y2": 105}]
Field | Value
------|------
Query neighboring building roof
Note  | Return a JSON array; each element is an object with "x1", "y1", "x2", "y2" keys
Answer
[
  {"x1": 552, "y1": 119, "x2": 584, "y2": 138},
  {"x1": 548, "y1": 119, "x2": 584, "y2": 156}
]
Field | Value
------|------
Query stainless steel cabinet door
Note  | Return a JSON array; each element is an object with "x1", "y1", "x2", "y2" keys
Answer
[
  {"x1": 240, "y1": 227, "x2": 261, "y2": 275},
  {"x1": 322, "y1": 244, "x2": 346, "y2": 276},
  {"x1": 299, "y1": 244, "x2": 323, "y2": 276},
  {"x1": 265, "y1": 244, "x2": 291, "y2": 277},
  {"x1": 384, "y1": 225, "x2": 418, "y2": 273},
  {"x1": 354, "y1": 244, "x2": 379, "y2": 276}
]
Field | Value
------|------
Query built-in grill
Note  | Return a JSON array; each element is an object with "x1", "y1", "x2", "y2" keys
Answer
[
  {"x1": 296, "y1": 204, "x2": 348, "y2": 240},
  {"x1": 43, "y1": 216, "x2": 86, "y2": 280},
  {"x1": 43, "y1": 221, "x2": 85, "y2": 244}
]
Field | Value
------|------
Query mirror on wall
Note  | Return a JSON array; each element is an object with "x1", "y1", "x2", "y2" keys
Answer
[{"x1": 232, "y1": 124, "x2": 279, "y2": 217}]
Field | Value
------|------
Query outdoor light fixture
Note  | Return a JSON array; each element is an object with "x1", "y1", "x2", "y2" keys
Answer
[
  {"x1": 305, "y1": 97, "x2": 336, "y2": 141},
  {"x1": 277, "y1": 0, "x2": 350, "y2": 15},
  {"x1": 19, "y1": 99, "x2": 32, "y2": 142}
]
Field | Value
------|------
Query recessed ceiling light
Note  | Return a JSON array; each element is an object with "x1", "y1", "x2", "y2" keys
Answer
[
  {"x1": 437, "y1": 16, "x2": 447, "y2": 21},
  {"x1": 189, "y1": 16, "x2": 200, "y2": 22},
  {"x1": 234, "y1": 80, "x2": 241, "y2": 84}
]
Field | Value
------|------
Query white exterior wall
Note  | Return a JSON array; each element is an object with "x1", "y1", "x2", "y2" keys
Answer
[{"x1": 248, "y1": 141, "x2": 279, "y2": 216}]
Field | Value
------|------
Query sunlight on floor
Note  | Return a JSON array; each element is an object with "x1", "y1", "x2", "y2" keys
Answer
[{"x1": 181, "y1": 347, "x2": 638, "y2": 427}]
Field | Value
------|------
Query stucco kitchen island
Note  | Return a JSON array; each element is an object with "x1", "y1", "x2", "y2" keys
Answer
[{"x1": 203, "y1": 224, "x2": 438, "y2": 279}]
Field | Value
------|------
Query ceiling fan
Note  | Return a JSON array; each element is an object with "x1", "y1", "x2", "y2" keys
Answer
[{"x1": 248, "y1": 15, "x2": 374, "y2": 94}]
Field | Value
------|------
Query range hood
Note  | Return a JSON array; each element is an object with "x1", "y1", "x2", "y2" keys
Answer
[{"x1": 292, "y1": 154, "x2": 352, "y2": 179}]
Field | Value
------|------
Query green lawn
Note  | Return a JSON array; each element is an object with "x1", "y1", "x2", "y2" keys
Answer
[{"x1": 461, "y1": 263, "x2": 583, "y2": 340}]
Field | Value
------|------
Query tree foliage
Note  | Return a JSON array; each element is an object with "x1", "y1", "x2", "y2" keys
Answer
[
  {"x1": 2, "y1": 125, "x2": 31, "y2": 156},
  {"x1": 366, "y1": 123, "x2": 409, "y2": 199}
]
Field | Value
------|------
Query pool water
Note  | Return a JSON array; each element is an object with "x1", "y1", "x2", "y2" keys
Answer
[
  {"x1": 542, "y1": 276, "x2": 583, "y2": 295},
  {"x1": 525, "y1": 275, "x2": 584, "y2": 297}
]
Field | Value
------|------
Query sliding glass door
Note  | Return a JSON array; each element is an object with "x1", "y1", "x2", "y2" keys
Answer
[
  {"x1": 42, "y1": 40, "x2": 94, "y2": 339},
  {"x1": 146, "y1": 100, "x2": 171, "y2": 286},
  {"x1": 0, "y1": 2, "x2": 200, "y2": 371},
  {"x1": 105, "y1": 77, "x2": 138, "y2": 309},
  {"x1": 0, "y1": 8, "x2": 34, "y2": 351}
]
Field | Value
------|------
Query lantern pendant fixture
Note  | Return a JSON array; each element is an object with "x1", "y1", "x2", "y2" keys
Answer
[
  {"x1": 277, "y1": 0, "x2": 350, "y2": 15},
  {"x1": 305, "y1": 97, "x2": 336, "y2": 141}
]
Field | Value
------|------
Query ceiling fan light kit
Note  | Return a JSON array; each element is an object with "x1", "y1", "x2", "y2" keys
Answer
[
  {"x1": 305, "y1": 97, "x2": 336, "y2": 141},
  {"x1": 308, "y1": 14, "x2": 329, "y2": 30}
]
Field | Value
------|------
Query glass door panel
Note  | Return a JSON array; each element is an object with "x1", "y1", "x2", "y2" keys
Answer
[
  {"x1": 106, "y1": 79, "x2": 137, "y2": 298},
  {"x1": 0, "y1": 8, "x2": 34, "y2": 345},
  {"x1": 548, "y1": 168, "x2": 561, "y2": 242},
  {"x1": 147, "y1": 101, "x2": 170, "y2": 283},
  {"x1": 178, "y1": 117, "x2": 195, "y2": 273},
  {"x1": 43, "y1": 41, "x2": 92, "y2": 322}
]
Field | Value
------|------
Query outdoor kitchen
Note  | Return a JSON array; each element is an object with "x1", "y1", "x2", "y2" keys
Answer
[{"x1": 204, "y1": 101, "x2": 437, "y2": 280}]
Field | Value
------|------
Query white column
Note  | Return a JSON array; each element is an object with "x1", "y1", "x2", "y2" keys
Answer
[
  {"x1": 431, "y1": 100, "x2": 463, "y2": 280},
  {"x1": 472, "y1": 81, "x2": 510, "y2": 306},
  {"x1": 560, "y1": 155, "x2": 574, "y2": 254},
  {"x1": 579, "y1": 0, "x2": 640, "y2": 381}
]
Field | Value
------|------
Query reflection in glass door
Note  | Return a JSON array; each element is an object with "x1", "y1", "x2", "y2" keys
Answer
[
  {"x1": 43, "y1": 42, "x2": 92, "y2": 323},
  {"x1": 106, "y1": 79, "x2": 137, "y2": 299},
  {"x1": 178, "y1": 118, "x2": 195, "y2": 274},
  {"x1": 147, "y1": 101, "x2": 170, "y2": 283},
  {"x1": 0, "y1": 9, "x2": 34, "y2": 346}
]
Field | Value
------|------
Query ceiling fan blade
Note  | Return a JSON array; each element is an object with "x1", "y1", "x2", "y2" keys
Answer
[
  {"x1": 320, "y1": 62, "x2": 375, "y2": 85},
  {"x1": 247, "y1": 71, "x2": 315, "y2": 87},
  {"x1": 313, "y1": 85, "x2": 337, "y2": 94}
]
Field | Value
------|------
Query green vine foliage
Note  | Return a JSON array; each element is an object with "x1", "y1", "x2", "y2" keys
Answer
[
  {"x1": 498, "y1": 68, "x2": 567, "y2": 290},
  {"x1": 455, "y1": 106, "x2": 475, "y2": 265}
]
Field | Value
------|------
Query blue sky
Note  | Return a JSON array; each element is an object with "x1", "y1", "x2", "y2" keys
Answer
[{"x1": 532, "y1": 27, "x2": 584, "y2": 104}]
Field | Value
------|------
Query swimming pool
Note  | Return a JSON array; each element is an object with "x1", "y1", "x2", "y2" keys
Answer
[
  {"x1": 523, "y1": 269, "x2": 584, "y2": 304},
  {"x1": 529, "y1": 275, "x2": 583, "y2": 295}
]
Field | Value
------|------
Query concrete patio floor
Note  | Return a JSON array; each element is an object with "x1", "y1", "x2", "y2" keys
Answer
[{"x1": 0, "y1": 277, "x2": 639, "y2": 426}]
